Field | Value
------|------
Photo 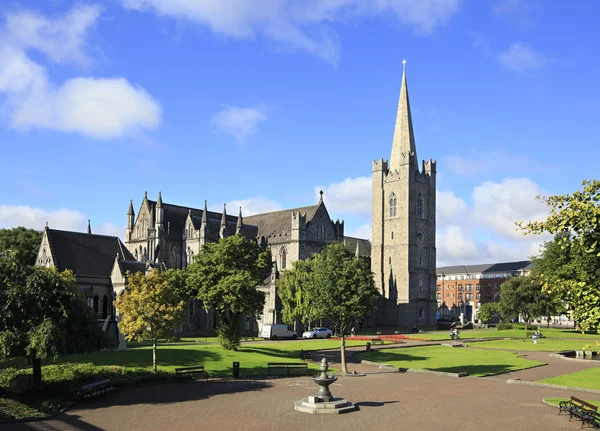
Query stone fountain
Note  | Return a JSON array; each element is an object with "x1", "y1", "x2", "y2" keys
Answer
[{"x1": 294, "y1": 358, "x2": 356, "y2": 414}]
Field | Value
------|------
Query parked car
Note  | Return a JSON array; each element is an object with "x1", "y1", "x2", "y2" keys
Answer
[
  {"x1": 302, "y1": 327, "x2": 333, "y2": 339},
  {"x1": 261, "y1": 324, "x2": 297, "y2": 340}
]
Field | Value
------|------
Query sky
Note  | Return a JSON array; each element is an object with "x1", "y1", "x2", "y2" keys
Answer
[{"x1": 0, "y1": 0, "x2": 598, "y2": 266}]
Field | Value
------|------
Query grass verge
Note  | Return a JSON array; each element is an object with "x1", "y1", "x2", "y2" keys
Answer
[
  {"x1": 544, "y1": 397, "x2": 600, "y2": 407},
  {"x1": 539, "y1": 368, "x2": 600, "y2": 391},
  {"x1": 466, "y1": 339, "x2": 597, "y2": 352}
]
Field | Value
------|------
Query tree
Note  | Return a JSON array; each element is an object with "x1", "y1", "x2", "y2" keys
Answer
[
  {"x1": 280, "y1": 243, "x2": 378, "y2": 374},
  {"x1": 518, "y1": 180, "x2": 600, "y2": 331},
  {"x1": 186, "y1": 235, "x2": 270, "y2": 350},
  {"x1": 498, "y1": 276, "x2": 548, "y2": 329},
  {"x1": 277, "y1": 259, "x2": 319, "y2": 329},
  {"x1": 0, "y1": 251, "x2": 107, "y2": 390},
  {"x1": 115, "y1": 269, "x2": 185, "y2": 372},
  {"x1": 478, "y1": 302, "x2": 500, "y2": 323},
  {"x1": 0, "y1": 227, "x2": 42, "y2": 266}
]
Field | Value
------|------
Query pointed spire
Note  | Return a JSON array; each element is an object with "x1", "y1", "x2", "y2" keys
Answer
[
  {"x1": 87, "y1": 219, "x2": 92, "y2": 234},
  {"x1": 319, "y1": 190, "x2": 323, "y2": 203},
  {"x1": 389, "y1": 61, "x2": 417, "y2": 172},
  {"x1": 236, "y1": 206, "x2": 243, "y2": 235},
  {"x1": 144, "y1": 191, "x2": 148, "y2": 200},
  {"x1": 157, "y1": 191, "x2": 163, "y2": 208},
  {"x1": 127, "y1": 199, "x2": 134, "y2": 215},
  {"x1": 150, "y1": 204, "x2": 155, "y2": 226},
  {"x1": 220, "y1": 203, "x2": 227, "y2": 238},
  {"x1": 355, "y1": 241, "x2": 360, "y2": 258},
  {"x1": 201, "y1": 200, "x2": 207, "y2": 225}
]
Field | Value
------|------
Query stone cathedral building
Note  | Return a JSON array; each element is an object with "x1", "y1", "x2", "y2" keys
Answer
[{"x1": 371, "y1": 66, "x2": 437, "y2": 328}]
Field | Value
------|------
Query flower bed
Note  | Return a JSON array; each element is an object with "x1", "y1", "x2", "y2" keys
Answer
[{"x1": 335, "y1": 334, "x2": 428, "y2": 342}]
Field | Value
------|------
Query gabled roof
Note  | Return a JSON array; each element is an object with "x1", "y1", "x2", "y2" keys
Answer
[
  {"x1": 45, "y1": 228, "x2": 135, "y2": 278},
  {"x1": 243, "y1": 204, "x2": 320, "y2": 238},
  {"x1": 436, "y1": 260, "x2": 532, "y2": 276},
  {"x1": 342, "y1": 236, "x2": 372, "y2": 257},
  {"x1": 147, "y1": 200, "x2": 240, "y2": 233}
]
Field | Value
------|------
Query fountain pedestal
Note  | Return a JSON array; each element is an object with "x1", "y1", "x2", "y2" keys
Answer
[{"x1": 294, "y1": 358, "x2": 356, "y2": 414}]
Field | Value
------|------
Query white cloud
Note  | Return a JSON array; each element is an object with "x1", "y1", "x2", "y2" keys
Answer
[
  {"x1": 96, "y1": 222, "x2": 125, "y2": 238},
  {"x1": 499, "y1": 42, "x2": 550, "y2": 71},
  {"x1": 228, "y1": 196, "x2": 282, "y2": 216},
  {"x1": 0, "y1": 205, "x2": 86, "y2": 231},
  {"x1": 493, "y1": 0, "x2": 541, "y2": 29},
  {"x1": 345, "y1": 223, "x2": 371, "y2": 240},
  {"x1": 436, "y1": 190, "x2": 467, "y2": 227},
  {"x1": 122, "y1": 0, "x2": 461, "y2": 64},
  {"x1": 0, "y1": 6, "x2": 162, "y2": 139},
  {"x1": 210, "y1": 104, "x2": 269, "y2": 144},
  {"x1": 315, "y1": 176, "x2": 371, "y2": 216}
]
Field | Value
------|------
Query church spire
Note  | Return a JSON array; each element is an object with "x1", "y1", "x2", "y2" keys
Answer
[
  {"x1": 219, "y1": 203, "x2": 227, "y2": 239},
  {"x1": 87, "y1": 220, "x2": 92, "y2": 234},
  {"x1": 236, "y1": 206, "x2": 243, "y2": 235},
  {"x1": 389, "y1": 60, "x2": 417, "y2": 172},
  {"x1": 201, "y1": 200, "x2": 207, "y2": 226}
]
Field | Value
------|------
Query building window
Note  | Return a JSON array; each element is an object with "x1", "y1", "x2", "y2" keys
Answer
[
  {"x1": 458, "y1": 293, "x2": 463, "y2": 300},
  {"x1": 389, "y1": 193, "x2": 397, "y2": 217},
  {"x1": 476, "y1": 284, "x2": 480, "y2": 291},
  {"x1": 436, "y1": 285, "x2": 441, "y2": 291},
  {"x1": 476, "y1": 293, "x2": 481, "y2": 300},
  {"x1": 436, "y1": 293, "x2": 441, "y2": 300},
  {"x1": 418, "y1": 306, "x2": 424, "y2": 319},
  {"x1": 417, "y1": 193, "x2": 424, "y2": 219},
  {"x1": 280, "y1": 247, "x2": 287, "y2": 270},
  {"x1": 102, "y1": 295, "x2": 108, "y2": 319},
  {"x1": 466, "y1": 293, "x2": 473, "y2": 301},
  {"x1": 458, "y1": 284, "x2": 463, "y2": 291},
  {"x1": 93, "y1": 295, "x2": 99, "y2": 314},
  {"x1": 391, "y1": 231, "x2": 394, "y2": 240}
]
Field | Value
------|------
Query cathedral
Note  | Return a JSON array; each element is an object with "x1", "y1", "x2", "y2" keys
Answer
[{"x1": 35, "y1": 64, "x2": 437, "y2": 333}]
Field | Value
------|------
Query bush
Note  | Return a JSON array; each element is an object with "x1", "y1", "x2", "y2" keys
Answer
[{"x1": 496, "y1": 323, "x2": 514, "y2": 330}]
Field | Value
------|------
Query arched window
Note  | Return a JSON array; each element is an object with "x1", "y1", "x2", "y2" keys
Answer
[
  {"x1": 102, "y1": 295, "x2": 108, "y2": 319},
  {"x1": 389, "y1": 193, "x2": 397, "y2": 217},
  {"x1": 93, "y1": 295, "x2": 99, "y2": 314},
  {"x1": 419, "y1": 306, "x2": 424, "y2": 319},
  {"x1": 280, "y1": 247, "x2": 287, "y2": 270},
  {"x1": 134, "y1": 249, "x2": 138, "y2": 260},
  {"x1": 417, "y1": 193, "x2": 424, "y2": 219}
]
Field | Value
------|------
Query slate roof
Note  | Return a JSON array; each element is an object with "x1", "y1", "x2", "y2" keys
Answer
[
  {"x1": 436, "y1": 260, "x2": 532, "y2": 275},
  {"x1": 243, "y1": 204, "x2": 320, "y2": 238},
  {"x1": 45, "y1": 228, "x2": 135, "y2": 278},
  {"x1": 342, "y1": 236, "x2": 372, "y2": 257},
  {"x1": 117, "y1": 260, "x2": 147, "y2": 275}
]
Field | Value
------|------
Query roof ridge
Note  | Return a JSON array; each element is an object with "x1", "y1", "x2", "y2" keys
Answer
[
  {"x1": 243, "y1": 203, "x2": 319, "y2": 219},
  {"x1": 47, "y1": 228, "x2": 121, "y2": 240}
]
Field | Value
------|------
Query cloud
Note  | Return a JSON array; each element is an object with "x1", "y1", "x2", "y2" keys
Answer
[
  {"x1": 228, "y1": 196, "x2": 282, "y2": 216},
  {"x1": 493, "y1": 0, "x2": 541, "y2": 30},
  {"x1": 436, "y1": 190, "x2": 467, "y2": 227},
  {"x1": 210, "y1": 104, "x2": 269, "y2": 144},
  {"x1": 0, "y1": 5, "x2": 162, "y2": 139},
  {"x1": 345, "y1": 223, "x2": 371, "y2": 240},
  {"x1": 0, "y1": 204, "x2": 86, "y2": 231},
  {"x1": 315, "y1": 176, "x2": 371, "y2": 216},
  {"x1": 499, "y1": 42, "x2": 550, "y2": 71},
  {"x1": 95, "y1": 222, "x2": 125, "y2": 238},
  {"x1": 121, "y1": 0, "x2": 461, "y2": 65}
]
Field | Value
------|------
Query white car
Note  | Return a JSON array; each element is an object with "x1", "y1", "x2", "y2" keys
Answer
[{"x1": 302, "y1": 327, "x2": 333, "y2": 339}]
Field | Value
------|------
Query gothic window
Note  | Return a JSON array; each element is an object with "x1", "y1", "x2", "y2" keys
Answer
[
  {"x1": 419, "y1": 306, "x2": 424, "y2": 319},
  {"x1": 389, "y1": 193, "x2": 397, "y2": 217},
  {"x1": 391, "y1": 231, "x2": 394, "y2": 240},
  {"x1": 134, "y1": 249, "x2": 138, "y2": 261},
  {"x1": 417, "y1": 193, "x2": 424, "y2": 219},
  {"x1": 93, "y1": 295, "x2": 99, "y2": 314},
  {"x1": 280, "y1": 247, "x2": 287, "y2": 270},
  {"x1": 102, "y1": 295, "x2": 108, "y2": 319}
]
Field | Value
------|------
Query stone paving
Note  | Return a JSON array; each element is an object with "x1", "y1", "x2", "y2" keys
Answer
[{"x1": 6, "y1": 341, "x2": 600, "y2": 431}]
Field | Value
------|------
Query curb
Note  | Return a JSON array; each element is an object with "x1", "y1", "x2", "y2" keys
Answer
[
  {"x1": 506, "y1": 379, "x2": 600, "y2": 395},
  {"x1": 359, "y1": 359, "x2": 467, "y2": 377},
  {"x1": 0, "y1": 404, "x2": 72, "y2": 424}
]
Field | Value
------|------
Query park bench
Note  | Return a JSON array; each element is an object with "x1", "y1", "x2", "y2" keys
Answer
[
  {"x1": 526, "y1": 331, "x2": 544, "y2": 338},
  {"x1": 559, "y1": 396, "x2": 599, "y2": 428},
  {"x1": 175, "y1": 365, "x2": 208, "y2": 380},
  {"x1": 267, "y1": 362, "x2": 308, "y2": 376},
  {"x1": 79, "y1": 379, "x2": 117, "y2": 399},
  {"x1": 371, "y1": 338, "x2": 384, "y2": 345}
]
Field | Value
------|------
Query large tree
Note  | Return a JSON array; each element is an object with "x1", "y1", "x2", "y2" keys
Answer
[
  {"x1": 0, "y1": 227, "x2": 42, "y2": 266},
  {"x1": 0, "y1": 251, "x2": 107, "y2": 390},
  {"x1": 519, "y1": 179, "x2": 600, "y2": 331},
  {"x1": 498, "y1": 275, "x2": 553, "y2": 329},
  {"x1": 186, "y1": 235, "x2": 270, "y2": 350},
  {"x1": 477, "y1": 302, "x2": 500, "y2": 323},
  {"x1": 277, "y1": 259, "x2": 318, "y2": 330},
  {"x1": 115, "y1": 269, "x2": 185, "y2": 372},
  {"x1": 280, "y1": 243, "x2": 378, "y2": 374}
]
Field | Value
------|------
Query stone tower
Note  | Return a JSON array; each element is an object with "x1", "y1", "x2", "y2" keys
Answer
[{"x1": 371, "y1": 64, "x2": 437, "y2": 329}]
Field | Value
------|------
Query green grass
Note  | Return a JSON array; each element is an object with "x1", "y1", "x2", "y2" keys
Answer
[
  {"x1": 539, "y1": 368, "x2": 600, "y2": 391},
  {"x1": 354, "y1": 345, "x2": 545, "y2": 376},
  {"x1": 467, "y1": 339, "x2": 598, "y2": 352},
  {"x1": 544, "y1": 397, "x2": 600, "y2": 407},
  {"x1": 415, "y1": 328, "x2": 599, "y2": 341}
]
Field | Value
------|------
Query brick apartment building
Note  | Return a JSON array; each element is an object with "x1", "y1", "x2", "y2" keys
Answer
[{"x1": 436, "y1": 261, "x2": 532, "y2": 323}]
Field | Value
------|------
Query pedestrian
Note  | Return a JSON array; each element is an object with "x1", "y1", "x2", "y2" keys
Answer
[
  {"x1": 450, "y1": 329, "x2": 455, "y2": 340},
  {"x1": 532, "y1": 334, "x2": 537, "y2": 344},
  {"x1": 350, "y1": 326, "x2": 355, "y2": 337}
]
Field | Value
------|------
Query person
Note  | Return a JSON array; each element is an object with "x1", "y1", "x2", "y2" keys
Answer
[
  {"x1": 532, "y1": 334, "x2": 537, "y2": 344},
  {"x1": 450, "y1": 329, "x2": 455, "y2": 340},
  {"x1": 534, "y1": 330, "x2": 543, "y2": 338},
  {"x1": 350, "y1": 326, "x2": 355, "y2": 337},
  {"x1": 456, "y1": 329, "x2": 460, "y2": 340},
  {"x1": 412, "y1": 326, "x2": 418, "y2": 334}
]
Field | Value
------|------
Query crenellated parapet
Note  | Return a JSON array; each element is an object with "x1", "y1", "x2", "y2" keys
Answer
[
  {"x1": 372, "y1": 158, "x2": 388, "y2": 172},
  {"x1": 422, "y1": 158, "x2": 436, "y2": 177}
]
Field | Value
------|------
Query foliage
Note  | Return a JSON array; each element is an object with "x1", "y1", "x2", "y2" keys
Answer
[
  {"x1": 277, "y1": 259, "x2": 318, "y2": 328},
  {"x1": 495, "y1": 323, "x2": 514, "y2": 331},
  {"x1": 279, "y1": 242, "x2": 378, "y2": 373},
  {"x1": 115, "y1": 269, "x2": 185, "y2": 372},
  {"x1": 498, "y1": 276, "x2": 557, "y2": 330},
  {"x1": 0, "y1": 251, "x2": 107, "y2": 389},
  {"x1": 519, "y1": 180, "x2": 600, "y2": 332},
  {"x1": 186, "y1": 235, "x2": 270, "y2": 350},
  {"x1": 0, "y1": 227, "x2": 42, "y2": 267},
  {"x1": 478, "y1": 302, "x2": 500, "y2": 322}
]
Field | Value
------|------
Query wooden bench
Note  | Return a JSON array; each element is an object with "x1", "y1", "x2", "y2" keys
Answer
[
  {"x1": 371, "y1": 338, "x2": 384, "y2": 345},
  {"x1": 175, "y1": 365, "x2": 208, "y2": 380},
  {"x1": 267, "y1": 362, "x2": 308, "y2": 376},
  {"x1": 559, "y1": 396, "x2": 599, "y2": 427},
  {"x1": 79, "y1": 379, "x2": 117, "y2": 399}
]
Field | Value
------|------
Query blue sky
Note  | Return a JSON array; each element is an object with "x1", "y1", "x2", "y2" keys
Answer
[{"x1": 0, "y1": 0, "x2": 598, "y2": 265}]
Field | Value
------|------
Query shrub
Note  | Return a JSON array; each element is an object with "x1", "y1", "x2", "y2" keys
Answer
[{"x1": 496, "y1": 323, "x2": 514, "y2": 330}]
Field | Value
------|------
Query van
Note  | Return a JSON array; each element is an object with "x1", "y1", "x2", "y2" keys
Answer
[{"x1": 261, "y1": 324, "x2": 297, "y2": 340}]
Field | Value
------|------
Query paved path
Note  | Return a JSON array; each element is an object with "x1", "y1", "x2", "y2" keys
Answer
[{"x1": 6, "y1": 342, "x2": 600, "y2": 431}]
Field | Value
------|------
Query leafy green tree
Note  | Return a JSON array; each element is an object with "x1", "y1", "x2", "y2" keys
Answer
[
  {"x1": 519, "y1": 180, "x2": 600, "y2": 331},
  {"x1": 280, "y1": 243, "x2": 378, "y2": 374},
  {"x1": 186, "y1": 235, "x2": 270, "y2": 350},
  {"x1": 0, "y1": 227, "x2": 42, "y2": 266},
  {"x1": 0, "y1": 251, "x2": 107, "y2": 390},
  {"x1": 498, "y1": 276, "x2": 548, "y2": 329},
  {"x1": 277, "y1": 259, "x2": 319, "y2": 329},
  {"x1": 478, "y1": 302, "x2": 500, "y2": 323},
  {"x1": 115, "y1": 269, "x2": 185, "y2": 372}
]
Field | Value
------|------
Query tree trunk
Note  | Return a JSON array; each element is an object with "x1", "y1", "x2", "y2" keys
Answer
[
  {"x1": 340, "y1": 334, "x2": 348, "y2": 375},
  {"x1": 152, "y1": 339, "x2": 157, "y2": 373},
  {"x1": 32, "y1": 356, "x2": 43, "y2": 391}
]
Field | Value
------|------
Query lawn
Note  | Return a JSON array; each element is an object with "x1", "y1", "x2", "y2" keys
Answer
[
  {"x1": 544, "y1": 397, "x2": 600, "y2": 407},
  {"x1": 539, "y1": 368, "x2": 600, "y2": 391},
  {"x1": 414, "y1": 328, "x2": 599, "y2": 341},
  {"x1": 467, "y1": 339, "x2": 598, "y2": 352},
  {"x1": 354, "y1": 345, "x2": 545, "y2": 376}
]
